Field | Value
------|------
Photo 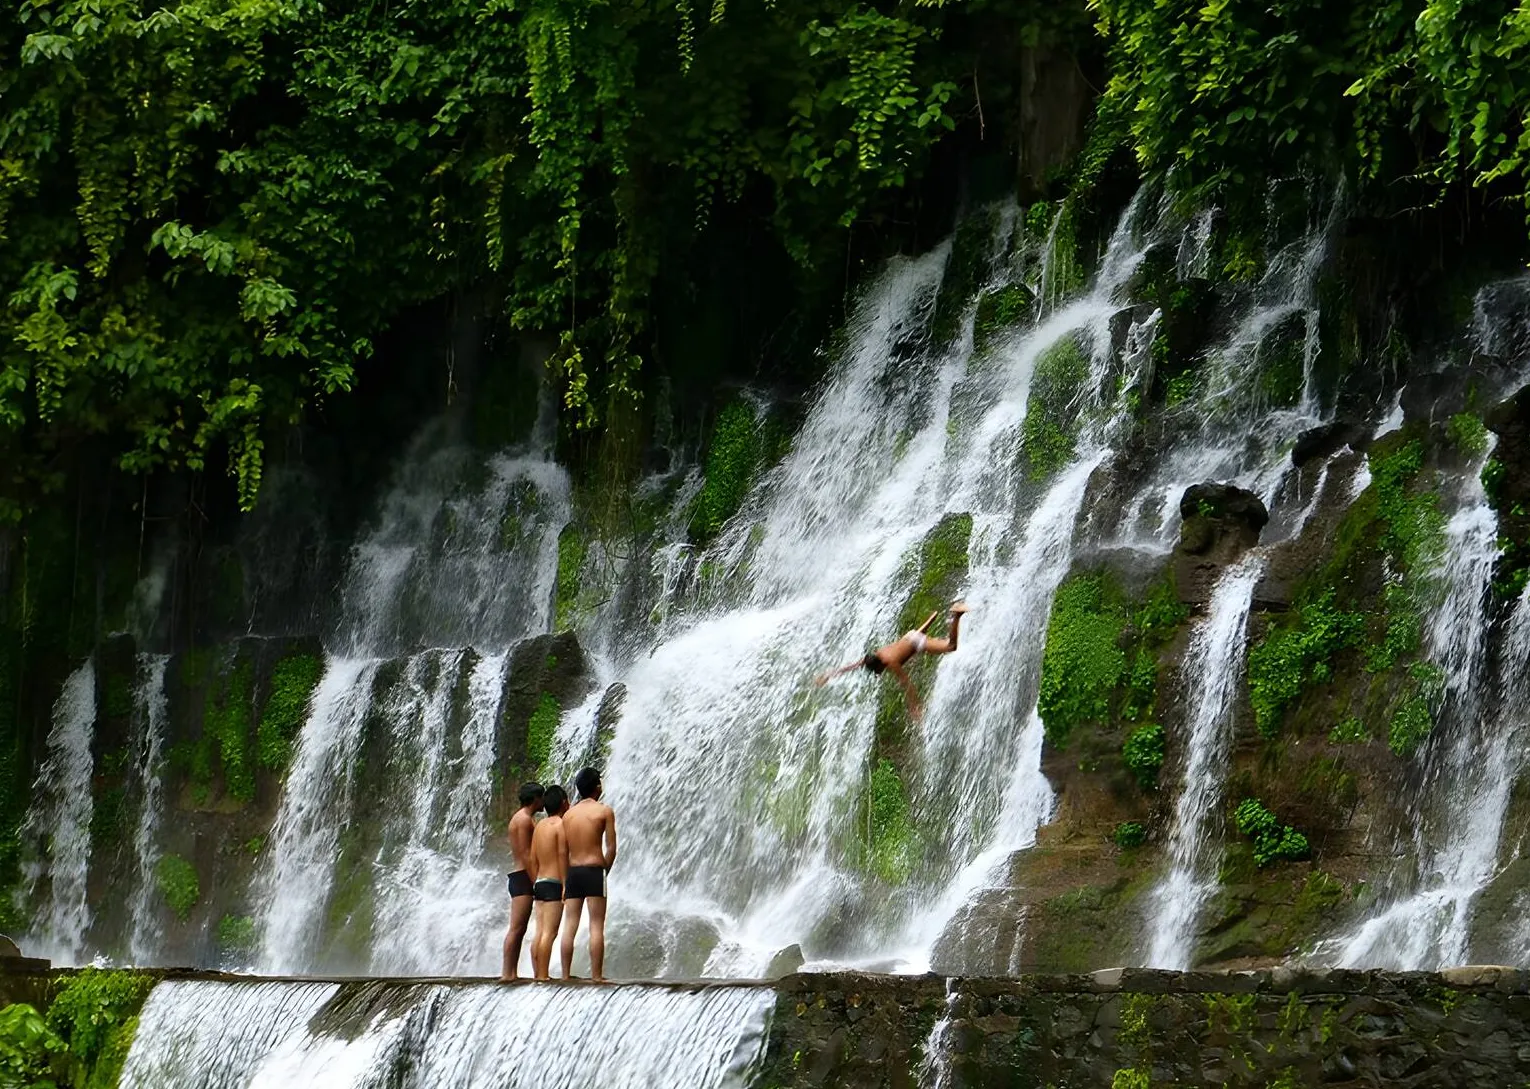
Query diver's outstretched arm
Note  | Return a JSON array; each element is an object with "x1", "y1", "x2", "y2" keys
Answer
[
  {"x1": 814, "y1": 660, "x2": 865, "y2": 686},
  {"x1": 889, "y1": 663, "x2": 923, "y2": 721}
]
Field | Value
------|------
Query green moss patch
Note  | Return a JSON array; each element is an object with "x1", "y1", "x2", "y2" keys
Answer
[
  {"x1": 258, "y1": 653, "x2": 323, "y2": 772},
  {"x1": 690, "y1": 400, "x2": 791, "y2": 543},
  {"x1": 526, "y1": 692, "x2": 561, "y2": 776},
  {"x1": 155, "y1": 853, "x2": 200, "y2": 919},
  {"x1": 895, "y1": 513, "x2": 973, "y2": 635},
  {"x1": 1039, "y1": 574, "x2": 1128, "y2": 746},
  {"x1": 205, "y1": 659, "x2": 255, "y2": 803},
  {"x1": 973, "y1": 283, "x2": 1033, "y2": 351},
  {"x1": 865, "y1": 759, "x2": 916, "y2": 885},
  {"x1": 217, "y1": 914, "x2": 258, "y2": 956},
  {"x1": 554, "y1": 524, "x2": 586, "y2": 633},
  {"x1": 1021, "y1": 335, "x2": 1090, "y2": 480}
]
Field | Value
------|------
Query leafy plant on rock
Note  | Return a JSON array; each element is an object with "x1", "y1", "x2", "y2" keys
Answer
[{"x1": 1234, "y1": 798, "x2": 1310, "y2": 867}]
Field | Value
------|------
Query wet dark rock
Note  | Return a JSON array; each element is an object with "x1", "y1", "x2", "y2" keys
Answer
[
  {"x1": 1292, "y1": 417, "x2": 1369, "y2": 466},
  {"x1": 495, "y1": 631, "x2": 593, "y2": 787},
  {"x1": 767, "y1": 943, "x2": 806, "y2": 980},
  {"x1": 1174, "y1": 483, "x2": 1267, "y2": 605}
]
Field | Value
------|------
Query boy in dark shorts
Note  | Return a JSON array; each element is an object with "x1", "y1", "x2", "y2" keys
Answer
[
  {"x1": 529, "y1": 785, "x2": 570, "y2": 981},
  {"x1": 560, "y1": 767, "x2": 618, "y2": 981},
  {"x1": 500, "y1": 781, "x2": 543, "y2": 981}
]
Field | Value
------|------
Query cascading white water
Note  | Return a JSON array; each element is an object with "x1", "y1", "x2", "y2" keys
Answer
[
  {"x1": 253, "y1": 429, "x2": 571, "y2": 974},
  {"x1": 1143, "y1": 554, "x2": 1267, "y2": 970},
  {"x1": 127, "y1": 654, "x2": 171, "y2": 964},
  {"x1": 1329, "y1": 459, "x2": 1503, "y2": 969},
  {"x1": 120, "y1": 979, "x2": 773, "y2": 1089},
  {"x1": 18, "y1": 659, "x2": 97, "y2": 963},
  {"x1": 256, "y1": 656, "x2": 382, "y2": 972},
  {"x1": 584, "y1": 195, "x2": 1171, "y2": 977},
  {"x1": 368, "y1": 651, "x2": 512, "y2": 975}
]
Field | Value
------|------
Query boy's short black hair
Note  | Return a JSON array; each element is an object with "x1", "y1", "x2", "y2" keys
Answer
[
  {"x1": 543, "y1": 785, "x2": 568, "y2": 814},
  {"x1": 518, "y1": 782, "x2": 545, "y2": 808},
  {"x1": 574, "y1": 767, "x2": 601, "y2": 799},
  {"x1": 862, "y1": 654, "x2": 886, "y2": 674}
]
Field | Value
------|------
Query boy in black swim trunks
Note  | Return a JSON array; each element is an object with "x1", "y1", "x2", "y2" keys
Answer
[
  {"x1": 529, "y1": 785, "x2": 570, "y2": 981},
  {"x1": 500, "y1": 781, "x2": 543, "y2": 981},
  {"x1": 560, "y1": 767, "x2": 618, "y2": 981}
]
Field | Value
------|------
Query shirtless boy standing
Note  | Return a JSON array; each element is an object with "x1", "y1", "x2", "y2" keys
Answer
[
  {"x1": 560, "y1": 767, "x2": 618, "y2": 981},
  {"x1": 499, "y1": 781, "x2": 544, "y2": 981},
  {"x1": 529, "y1": 785, "x2": 569, "y2": 981}
]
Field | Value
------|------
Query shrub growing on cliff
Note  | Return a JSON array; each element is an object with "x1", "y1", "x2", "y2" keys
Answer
[
  {"x1": 1388, "y1": 695, "x2": 1434, "y2": 758},
  {"x1": 45, "y1": 968, "x2": 155, "y2": 1088},
  {"x1": 1246, "y1": 590, "x2": 1363, "y2": 738},
  {"x1": 1121, "y1": 723, "x2": 1165, "y2": 789},
  {"x1": 1234, "y1": 799, "x2": 1310, "y2": 867},
  {"x1": 0, "y1": 1003, "x2": 62, "y2": 1085},
  {"x1": 1112, "y1": 821, "x2": 1147, "y2": 849}
]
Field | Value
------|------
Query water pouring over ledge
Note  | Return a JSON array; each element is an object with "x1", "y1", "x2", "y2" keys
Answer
[{"x1": 119, "y1": 978, "x2": 774, "y2": 1089}]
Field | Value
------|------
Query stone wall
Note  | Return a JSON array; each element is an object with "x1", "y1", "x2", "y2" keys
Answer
[{"x1": 758, "y1": 966, "x2": 1530, "y2": 1089}]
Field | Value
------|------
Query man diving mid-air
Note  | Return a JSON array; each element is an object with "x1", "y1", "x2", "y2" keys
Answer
[{"x1": 814, "y1": 602, "x2": 969, "y2": 720}]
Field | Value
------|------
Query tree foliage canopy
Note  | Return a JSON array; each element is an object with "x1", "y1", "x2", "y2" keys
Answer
[
  {"x1": 1, "y1": 0, "x2": 1091, "y2": 510},
  {"x1": 1094, "y1": 0, "x2": 1530, "y2": 219}
]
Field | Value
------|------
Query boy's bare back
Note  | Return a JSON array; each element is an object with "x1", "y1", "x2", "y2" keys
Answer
[
  {"x1": 530, "y1": 814, "x2": 566, "y2": 882},
  {"x1": 563, "y1": 799, "x2": 616, "y2": 869}
]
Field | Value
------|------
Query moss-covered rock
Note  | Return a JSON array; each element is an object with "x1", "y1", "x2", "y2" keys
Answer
[
  {"x1": 257, "y1": 651, "x2": 324, "y2": 772},
  {"x1": 1021, "y1": 334, "x2": 1091, "y2": 480}
]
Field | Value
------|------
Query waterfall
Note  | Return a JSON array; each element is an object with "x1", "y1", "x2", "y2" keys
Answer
[
  {"x1": 255, "y1": 657, "x2": 382, "y2": 972},
  {"x1": 368, "y1": 650, "x2": 512, "y2": 975},
  {"x1": 1144, "y1": 555, "x2": 1267, "y2": 969},
  {"x1": 18, "y1": 659, "x2": 97, "y2": 963},
  {"x1": 588, "y1": 194, "x2": 1174, "y2": 977},
  {"x1": 1329, "y1": 465, "x2": 1503, "y2": 969},
  {"x1": 253, "y1": 431, "x2": 571, "y2": 974},
  {"x1": 120, "y1": 979, "x2": 773, "y2": 1089},
  {"x1": 127, "y1": 654, "x2": 171, "y2": 964}
]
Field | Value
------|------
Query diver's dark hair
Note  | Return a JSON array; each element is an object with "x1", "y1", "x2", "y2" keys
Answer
[
  {"x1": 862, "y1": 654, "x2": 886, "y2": 675},
  {"x1": 543, "y1": 785, "x2": 568, "y2": 814},
  {"x1": 518, "y1": 781, "x2": 545, "y2": 808},
  {"x1": 574, "y1": 767, "x2": 602, "y2": 800}
]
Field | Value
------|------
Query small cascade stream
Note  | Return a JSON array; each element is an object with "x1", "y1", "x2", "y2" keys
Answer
[
  {"x1": 1143, "y1": 555, "x2": 1267, "y2": 969},
  {"x1": 120, "y1": 979, "x2": 773, "y2": 1089},
  {"x1": 1328, "y1": 453, "x2": 1505, "y2": 969},
  {"x1": 18, "y1": 659, "x2": 97, "y2": 963},
  {"x1": 127, "y1": 654, "x2": 171, "y2": 964}
]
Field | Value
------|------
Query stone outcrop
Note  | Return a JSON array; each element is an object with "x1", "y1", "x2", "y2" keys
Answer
[{"x1": 1175, "y1": 483, "x2": 1268, "y2": 606}]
